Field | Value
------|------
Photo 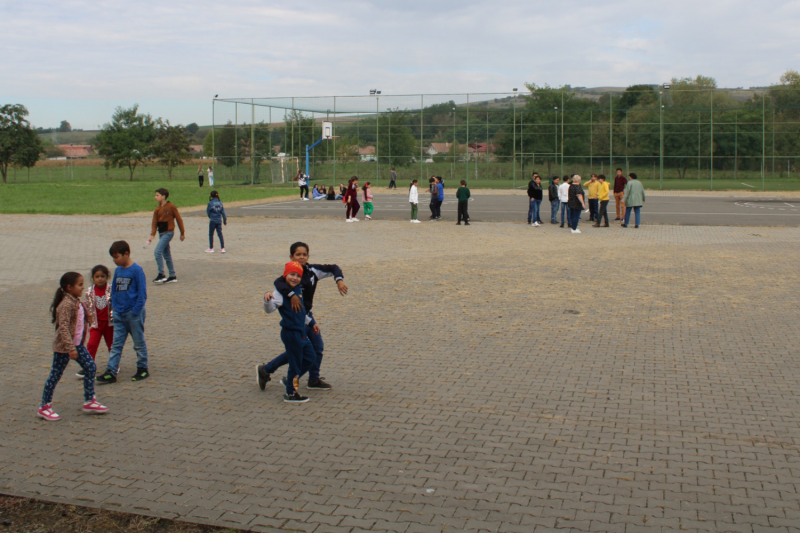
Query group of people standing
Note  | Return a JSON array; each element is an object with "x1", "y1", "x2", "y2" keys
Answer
[
  {"x1": 197, "y1": 165, "x2": 214, "y2": 187},
  {"x1": 528, "y1": 168, "x2": 645, "y2": 233}
]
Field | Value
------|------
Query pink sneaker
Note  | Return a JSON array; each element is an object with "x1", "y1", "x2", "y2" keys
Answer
[
  {"x1": 37, "y1": 404, "x2": 60, "y2": 421},
  {"x1": 83, "y1": 397, "x2": 109, "y2": 415},
  {"x1": 220, "y1": 248, "x2": 226, "y2": 253},
  {"x1": 205, "y1": 249, "x2": 214, "y2": 253}
]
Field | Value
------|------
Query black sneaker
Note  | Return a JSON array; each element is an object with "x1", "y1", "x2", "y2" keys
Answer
[
  {"x1": 465, "y1": 222, "x2": 470, "y2": 226},
  {"x1": 153, "y1": 273, "x2": 166, "y2": 283},
  {"x1": 76, "y1": 370, "x2": 85, "y2": 378},
  {"x1": 164, "y1": 276, "x2": 178, "y2": 283},
  {"x1": 256, "y1": 364, "x2": 271, "y2": 390},
  {"x1": 283, "y1": 393, "x2": 309, "y2": 403},
  {"x1": 307, "y1": 379, "x2": 332, "y2": 391},
  {"x1": 131, "y1": 368, "x2": 149, "y2": 381},
  {"x1": 96, "y1": 371, "x2": 117, "y2": 385}
]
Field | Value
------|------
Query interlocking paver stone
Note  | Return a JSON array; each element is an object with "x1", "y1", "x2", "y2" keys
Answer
[{"x1": 1, "y1": 213, "x2": 800, "y2": 533}]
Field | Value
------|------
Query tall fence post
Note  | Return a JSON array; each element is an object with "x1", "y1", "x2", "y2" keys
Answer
[
  {"x1": 235, "y1": 102, "x2": 238, "y2": 182},
  {"x1": 250, "y1": 99, "x2": 255, "y2": 186},
  {"x1": 762, "y1": 96, "x2": 766, "y2": 191},
  {"x1": 710, "y1": 90, "x2": 713, "y2": 191},
  {"x1": 419, "y1": 95, "x2": 424, "y2": 182},
  {"x1": 659, "y1": 90, "x2": 663, "y2": 190},
  {"x1": 466, "y1": 94, "x2": 470, "y2": 185}
]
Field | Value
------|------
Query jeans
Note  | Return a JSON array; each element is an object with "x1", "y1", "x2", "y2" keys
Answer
[
  {"x1": 107, "y1": 309, "x2": 148, "y2": 374},
  {"x1": 624, "y1": 206, "x2": 641, "y2": 226},
  {"x1": 588, "y1": 198, "x2": 599, "y2": 220},
  {"x1": 569, "y1": 207, "x2": 581, "y2": 230},
  {"x1": 410, "y1": 203, "x2": 418, "y2": 220},
  {"x1": 597, "y1": 200, "x2": 609, "y2": 225},
  {"x1": 265, "y1": 316, "x2": 325, "y2": 382},
  {"x1": 154, "y1": 231, "x2": 175, "y2": 277},
  {"x1": 560, "y1": 202, "x2": 569, "y2": 225},
  {"x1": 550, "y1": 200, "x2": 560, "y2": 222},
  {"x1": 42, "y1": 345, "x2": 96, "y2": 405},
  {"x1": 435, "y1": 199, "x2": 443, "y2": 218},
  {"x1": 279, "y1": 329, "x2": 318, "y2": 394},
  {"x1": 209, "y1": 221, "x2": 224, "y2": 249},
  {"x1": 528, "y1": 199, "x2": 541, "y2": 224}
]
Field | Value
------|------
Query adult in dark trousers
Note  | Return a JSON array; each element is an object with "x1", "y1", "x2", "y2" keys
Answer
[
  {"x1": 456, "y1": 180, "x2": 471, "y2": 225},
  {"x1": 548, "y1": 176, "x2": 560, "y2": 224},
  {"x1": 197, "y1": 165, "x2": 204, "y2": 187},
  {"x1": 613, "y1": 168, "x2": 627, "y2": 221},
  {"x1": 427, "y1": 177, "x2": 438, "y2": 220},
  {"x1": 526, "y1": 172, "x2": 538, "y2": 226},
  {"x1": 528, "y1": 174, "x2": 543, "y2": 226},
  {"x1": 593, "y1": 174, "x2": 610, "y2": 227},
  {"x1": 435, "y1": 176, "x2": 444, "y2": 220},
  {"x1": 621, "y1": 173, "x2": 645, "y2": 228},
  {"x1": 389, "y1": 168, "x2": 397, "y2": 189},
  {"x1": 585, "y1": 173, "x2": 600, "y2": 222},
  {"x1": 568, "y1": 175, "x2": 586, "y2": 234}
]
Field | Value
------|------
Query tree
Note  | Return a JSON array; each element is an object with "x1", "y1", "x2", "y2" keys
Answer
[
  {"x1": 216, "y1": 122, "x2": 243, "y2": 169},
  {"x1": 57, "y1": 120, "x2": 72, "y2": 133},
  {"x1": 0, "y1": 104, "x2": 44, "y2": 183},
  {"x1": 95, "y1": 104, "x2": 159, "y2": 181},
  {"x1": 203, "y1": 129, "x2": 221, "y2": 159},
  {"x1": 152, "y1": 122, "x2": 192, "y2": 179},
  {"x1": 335, "y1": 134, "x2": 358, "y2": 176},
  {"x1": 377, "y1": 111, "x2": 417, "y2": 167},
  {"x1": 41, "y1": 139, "x2": 65, "y2": 158},
  {"x1": 185, "y1": 122, "x2": 200, "y2": 136},
  {"x1": 250, "y1": 122, "x2": 273, "y2": 182}
]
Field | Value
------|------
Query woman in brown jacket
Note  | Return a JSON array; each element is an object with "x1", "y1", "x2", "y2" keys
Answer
[{"x1": 38, "y1": 272, "x2": 109, "y2": 421}]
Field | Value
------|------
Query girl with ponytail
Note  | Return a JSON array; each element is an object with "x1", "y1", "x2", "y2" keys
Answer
[{"x1": 39, "y1": 272, "x2": 109, "y2": 421}]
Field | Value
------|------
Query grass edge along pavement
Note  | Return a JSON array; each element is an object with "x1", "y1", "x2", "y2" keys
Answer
[
  {"x1": 0, "y1": 494, "x2": 249, "y2": 533},
  {"x1": 0, "y1": 181, "x2": 299, "y2": 215}
]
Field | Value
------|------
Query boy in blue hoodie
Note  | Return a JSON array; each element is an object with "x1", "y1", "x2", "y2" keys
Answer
[
  {"x1": 205, "y1": 190, "x2": 227, "y2": 253},
  {"x1": 96, "y1": 241, "x2": 149, "y2": 384},
  {"x1": 261, "y1": 261, "x2": 318, "y2": 403}
]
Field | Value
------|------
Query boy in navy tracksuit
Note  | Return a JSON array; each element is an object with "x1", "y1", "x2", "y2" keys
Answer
[
  {"x1": 256, "y1": 242, "x2": 347, "y2": 391},
  {"x1": 261, "y1": 261, "x2": 318, "y2": 403}
]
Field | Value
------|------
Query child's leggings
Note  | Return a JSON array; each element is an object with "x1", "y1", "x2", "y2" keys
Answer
[
  {"x1": 87, "y1": 322, "x2": 114, "y2": 360},
  {"x1": 209, "y1": 221, "x2": 225, "y2": 248},
  {"x1": 41, "y1": 345, "x2": 96, "y2": 406},
  {"x1": 280, "y1": 329, "x2": 317, "y2": 395},
  {"x1": 363, "y1": 202, "x2": 374, "y2": 216}
]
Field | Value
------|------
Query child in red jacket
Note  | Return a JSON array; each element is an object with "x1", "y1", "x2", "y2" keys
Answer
[{"x1": 78, "y1": 265, "x2": 117, "y2": 378}]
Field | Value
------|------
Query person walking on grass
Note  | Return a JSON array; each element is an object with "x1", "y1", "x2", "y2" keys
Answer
[
  {"x1": 38, "y1": 272, "x2": 109, "y2": 421},
  {"x1": 147, "y1": 188, "x2": 185, "y2": 284},
  {"x1": 613, "y1": 168, "x2": 627, "y2": 221},
  {"x1": 548, "y1": 176, "x2": 560, "y2": 224},
  {"x1": 205, "y1": 190, "x2": 227, "y2": 253},
  {"x1": 197, "y1": 165, "x2": 204, "y2": 187},
  {"x1": 558, "y1": 175, "x2": 570, "y2": 228},
  {"x1": 568, "y1": 175, "x2": 587, "y2": 234},
  {"x1": 409, "y1": 179, "x2": 420, "y2": 223},
  {"x1": 389, "y1": 168, "x2": 397, "y2": 189},
  {"x1": 344, "y1": 176, "x2": 360, "y2": 222},
  {"x1": 622, "y1": 172, "x2": 645, "y2": 228},
  {"x1": 456, "y1": 180, "x2": 471, "y2": 225},
  {"x1": 362, "y1": 182, "x2": 374, "y2": 220},
  {"x1": 96, "y1": 241, "x2": 150, "y2": 385},
  {"x1": 593, "y1": 175, "x2": 610, "y2": 228},
  {"x1": 208, "y1": 166, "x2": 214, "y2": 187}
]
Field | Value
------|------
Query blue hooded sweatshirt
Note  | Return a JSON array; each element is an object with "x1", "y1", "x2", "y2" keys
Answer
[{"x1": 206, "y1": 198, "x2": 227, "y2": 224}]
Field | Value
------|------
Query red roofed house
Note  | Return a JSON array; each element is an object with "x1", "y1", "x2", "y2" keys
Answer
[
  {"x1": 358, "y1": 146, "x2": 376, "y2": 162},
  {"x1": 467, "y1": 143, "x2": 496, "y2": 160},
  {"x1": 57, "y1": 145, "x2": 94, "y2": 159}
]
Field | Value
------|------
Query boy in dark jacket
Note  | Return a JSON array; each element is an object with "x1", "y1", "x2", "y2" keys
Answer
[
  {"x1": 456, "y1": 180, "x2": 471, "y2": 225},
  {"x1": 548, "y1": 176, "x2": 560, "y2": 224},
  {"x1": 261, "y1": 261, "x2": 318, "y2": 403}
]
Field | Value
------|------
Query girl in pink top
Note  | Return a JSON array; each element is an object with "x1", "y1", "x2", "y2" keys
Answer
[{"x1": 362, "y1": 182, "x2": 374, "y2": 220}]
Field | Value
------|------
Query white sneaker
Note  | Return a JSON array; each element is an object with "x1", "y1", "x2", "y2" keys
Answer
[
  {"x1": 302, "y1": 198, "x2": 309, "y2": 201},
  {"x1": 346, "y1": 218, "x2": 354, "y2": 223},
  {"x1": 352, "y1": 218, "x2": 360, "y2": 222},
  {"x1": 413, "y1": 220, "x2": 421, "y2": 223},
  {"x1": 534, "y1": 222, "x2": 539, "y2": 227},
  {"x1": 574, "y1": 229, "x2": 581, "y2": 234},
  {"x1": 205, "y1": 249, "x2": 214, "y2": 253},
  {"x1": 570, "y1": 229, "x2": 576, "y2": 234},
  {"x1": 365, "y1": 215, "x2": 371, "y2": 220},
  {"x1": 220, "y1": 248, "x2": 226, "y2": 253}
]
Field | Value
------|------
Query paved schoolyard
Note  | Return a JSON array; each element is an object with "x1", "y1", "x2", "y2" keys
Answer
[
  {"x1": 202, "y1": 191, "x2": 800, "y2": 227},
  {"x1": 1, "y1": 213, "x2": 800, "y2": 533}
]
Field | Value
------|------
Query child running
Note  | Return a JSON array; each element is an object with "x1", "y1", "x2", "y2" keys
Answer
[
  {"x1": 205, "y1": 190, "x2": 227, "y2": 253},
  {"x1": 96, "y1": 241, "x2": 150, "y2": 384},
  {"x1": 257, "y1": 242, "x2": 347, "y2": 392},
  {"x1": 38, "y1": 272, "x2": 109, "y2": 421},
  {"x1": 77, "y1": 265, "x2": 116, "y2": 378},
  {"x1": 362, "y1": 181, "x2": 374, "y2": 220},
  {"x1": 261, "y1": 261, "x2": 319, "y2": 403},
  {"x1": 409, "y1": 179, "x2": 420, "y2": 223}
]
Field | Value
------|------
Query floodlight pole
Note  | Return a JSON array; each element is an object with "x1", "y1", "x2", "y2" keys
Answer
[{"x1": 212, "y1": 99, "x2": 215, "y2": 171}]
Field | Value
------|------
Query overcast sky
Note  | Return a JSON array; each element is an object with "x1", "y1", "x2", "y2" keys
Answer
[{"x1": 2, "y1": 0, "x2": 798, "y2": 129}]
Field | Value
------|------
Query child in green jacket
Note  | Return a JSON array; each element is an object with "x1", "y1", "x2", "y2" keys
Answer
[{"x1": 456, "y1": 180, "x2": 471, "y2": 225}]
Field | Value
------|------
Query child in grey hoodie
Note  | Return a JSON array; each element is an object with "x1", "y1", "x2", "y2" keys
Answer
[{"x1": 205, "y1": 190, "x2": 227, "y2": 253}]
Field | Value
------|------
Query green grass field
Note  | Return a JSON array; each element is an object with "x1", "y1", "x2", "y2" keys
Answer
[{"x1": 0, "y1": 180, "x2": 297, "y2": 215}]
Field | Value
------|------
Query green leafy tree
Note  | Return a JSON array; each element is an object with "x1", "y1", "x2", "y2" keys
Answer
[
  {"x1": 216, "y1": 122, "x2": 244, "y2": 169},
  {"x1": 95, "y1": 105, "x2": 159, "y2": 181},
  {"x1": 335, "y1": 134, "x2": 358, "y2": 176},
  {"x1": 378, "y1": 111, "x2": 417, "y2": 167},
  {"x1": 203, "y1": 129, "x2": 222, "y2": 159},
  {"x1": 152, "y1": 122, "x2": 192, "y2": 179},
  {"x1": 250, "y1": 122, "x2": 273, "y2": 182},
  {"x1": 184, "y1": 122, "x2": 200, "y2": 136},
  {"x1": 57, "y1": 120, "x2": 72, "y2": 133},
  {"x1": 0, "y1": 104, "x2": 44, "y2": 183}
]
